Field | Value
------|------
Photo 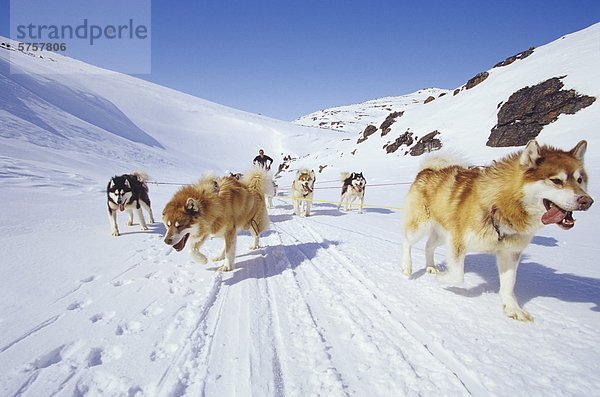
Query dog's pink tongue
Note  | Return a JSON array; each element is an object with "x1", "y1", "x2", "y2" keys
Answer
[
  {"x1": 542, "y1": 206, "x2": 566, "y2": 225},
  {"x1": 119, "y1": 204, "x2": 125, "y2": 212}
]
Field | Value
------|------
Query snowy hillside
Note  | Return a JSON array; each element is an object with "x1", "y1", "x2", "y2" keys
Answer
[
  {"x1": 0, "y1": 37, "x2": 347, "y2": 185},
  {"x1": 1, "y1": 24, "x2": 600, "y2": 397},
  {"x1": 295, "y1": 23, "x2": 600, "y2": 182},
  {"x1": 293, "y1": 88, "x2": 450, "y2": 134}
]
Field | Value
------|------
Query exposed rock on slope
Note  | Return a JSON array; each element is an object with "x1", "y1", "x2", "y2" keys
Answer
[{"x1": 488, "y1": 77, "x2": 596, "y2": 147}]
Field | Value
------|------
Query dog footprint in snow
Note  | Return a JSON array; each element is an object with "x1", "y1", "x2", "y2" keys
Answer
[
  {"x1": 115, "y1": 321, "x2": 143, "y2": 336},
  {"x1": 89, "y1": 311, "x2": 116, "y2": 324},
  {"x1": 142, "y1": 303, "x2": 164, "y2": 317},
  {"x1": 79, "y1": 275, "x2": 98, "y2": 283},
  {"x1": 86, "y1": 345, "x2": 123, "y2": 367},
  {"x1": 112, "y1": 279, "x2": 134, "y2": 287},
  {"x1": 67, "y1": 299, "x2": 92, "y2": 311}
]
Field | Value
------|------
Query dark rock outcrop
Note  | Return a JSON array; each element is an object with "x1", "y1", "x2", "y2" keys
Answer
[
  {"x1": 424, "y1": 96, "x2": 435, "y2": 104},
  {"x1": 488, "y1": 77, "x2": 596, "y2": 147},
  {"x1": 494, "y1": 47, "x2": 535, "y2": 68},
  {"x1": 409, "y1": 131, "x2": 442, "y2": 156},
  {"x1": 380, "y1": 111, "x2": 404, "y2": 136},
  {"x1": 465, "y1": 72, "x2": 489, "y2": 90},
  {"x1": 384, "y1": 131, "x2": 414, "y2": 154},
  {"x1": 357, "y1": 124, "x2": 377, "y2": 144}
]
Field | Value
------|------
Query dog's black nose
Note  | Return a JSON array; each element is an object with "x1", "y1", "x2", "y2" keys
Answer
[{"x1": 577, "y1": 195, "x2": 594, "y2": 210}]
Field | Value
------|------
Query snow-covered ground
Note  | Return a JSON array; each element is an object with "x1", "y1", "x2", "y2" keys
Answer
[{"x1": 1, "y1": 23, "x2": 600, "y2": 397}]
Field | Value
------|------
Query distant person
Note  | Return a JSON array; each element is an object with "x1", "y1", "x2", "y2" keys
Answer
[{"x1": 253, "y1": 149, "x2": 273, "y2": 170}]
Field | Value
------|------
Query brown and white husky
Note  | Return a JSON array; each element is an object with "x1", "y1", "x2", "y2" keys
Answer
[
  {"x1": 401, "y1": 140, "x2": 593, "y2": 321},
  {"x1": 162, "y1": 168, "x2": 271, "y2": 272},
  {"x1": 291, "y1": 168, "x2": 316, "y2": 217}
]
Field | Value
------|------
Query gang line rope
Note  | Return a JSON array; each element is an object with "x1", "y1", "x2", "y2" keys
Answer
[{"x1": 146, "y1": 179, "x2": 407, "y2": 212}]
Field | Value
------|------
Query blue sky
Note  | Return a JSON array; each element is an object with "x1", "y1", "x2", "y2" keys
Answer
[{"x1": 2, "y1": 1, "x2": 599, "y2": 120}]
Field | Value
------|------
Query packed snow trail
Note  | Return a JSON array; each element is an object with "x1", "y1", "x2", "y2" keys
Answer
[{"x1": 1, "y1": 191, "x2": 600, "y2": 397}]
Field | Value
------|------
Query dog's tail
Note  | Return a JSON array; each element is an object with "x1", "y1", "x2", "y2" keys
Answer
[
  {"x1": 131, "y1": 171, "x2": 149, "y2": 183},
  {"x1": 241, "y1": 167, "x2": 273, "y2": 197},
  {"x1": 131, "y1": 171, "x2": 150, "y2": 191},
  {"x1": 419, "y1": 155, "x2": 467, "y2": 172},
  {"x1": 340, "y1": 171, "x2": 350, "y2": 182}
]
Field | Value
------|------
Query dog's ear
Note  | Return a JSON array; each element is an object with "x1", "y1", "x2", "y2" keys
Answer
[
  {"x1": 520, "y1": 140, "x2": 542, "y2": 168},
  {"x1": 109, "y1": 179, "x2": 115, "y2": 189},
  {"x1": 125, "y1": 179, "x2": 131, "y2": 188},
  {"x1": 570, "y1": 140, "x2": 587, "y2": 161},
  {"x1": 185, "y1": 198, "x2": 201, "y2": 214}
]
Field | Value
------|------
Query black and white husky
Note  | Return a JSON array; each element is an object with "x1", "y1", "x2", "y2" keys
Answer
[
  {"x1": 338, "y1": 172, "x2": 366, "y2": 213},
  {"x1": 107, "y1": 172, "x2": 155, "y2": 236}
]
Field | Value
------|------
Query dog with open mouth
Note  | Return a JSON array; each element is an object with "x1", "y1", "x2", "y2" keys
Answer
[
  {"x1": 338, "y1": 172, "x2": 367, "y2": 214},
  {"x1": 107, "y1": 172, "x2": 154, "y2": 236},
  {"x1": 291, "y1": 168, "x2": 316, "y2": 217},
  {"x1": 401, "y1": 140, "x2": 593, "y2": 321},
  {"x1": 162, "y1": 168, "x2": 271, "y2": 272}
]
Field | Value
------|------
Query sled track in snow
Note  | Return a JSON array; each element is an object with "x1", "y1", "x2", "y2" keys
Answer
[{"x1": 272, "y1": 213, "x2": 486, "y2": 395}]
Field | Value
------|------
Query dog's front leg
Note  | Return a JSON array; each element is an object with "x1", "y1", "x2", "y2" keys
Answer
[
  {"x1": 293, "y1": 198, "x2": 300, "y2": 216},
  {"x1": 191, "y1": 236, "x2": 208, "y2": 264},
  {"x1": 127, "y1": 209, "x2": 134, "y2": 226},
  {"x1": 213, "y1": 242, "x2": 226, "y2": 262},
  {"x1": 358, "y1": 196, "x2": 364, "y2": 214},
  {"x1": 497, "y1": 250, "x2": 532, "y2": 322},
  {"x1": 108, "y1": 208, "x2": 119, "y2": 236},
  {"x1": 217, "y1": 230, "x2": 237, "y2": 272},
  {"x1": 305, "y1": 199, "x2": 312, "y2": 217}
]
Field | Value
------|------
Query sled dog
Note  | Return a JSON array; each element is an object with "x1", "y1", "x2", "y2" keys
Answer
[
  {"x1": 107, "y1": 172, "x2": 155, "y2": 236},
  {"x1": 338, "y1": 172, "x2": 367, "y2": 213},
  {"x1": 291, "y1": 168, "x2": 316, "y2": 216},
  {"x1": 267, "y1": 181, "x2": 278, "y2": 209},
  {"x1": 401, "y1": 140, "x2": 593, "y2": 321},
  {"x1": 162, "y1": 168, "x2": 271, "y2": 272}
]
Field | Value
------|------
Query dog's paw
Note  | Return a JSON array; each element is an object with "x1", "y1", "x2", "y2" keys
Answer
[
  {"x1": 191, "y1": 251, "x2": 208, "y2": 265},
  {"x1": 127, "y1": 220, "x2": 133, "y2": 226},
  {"x1": 425, "y1": 265, "x2": 440, "y2": 274},
  {"x1": 216, "y1": 264, "x2": 232, "y2": 272},
  {"x1": 504, "y1": 305, "x2": 534, "y2": 322},
  {"x1": 149, "y1": 218, "x2": 155, "y2": 224},
  {"x1": 141, "y1": 225, "x2": 149, "y2": 231},
  {"x1": 111, "y1": 230, "x2": 120, "y2": 237},
  {"x1": 436, "y1": 270, "x2": 464, "y2": 285},
  {"x1": 401, "y1": 266, "x2": 412, "y2": 277}
]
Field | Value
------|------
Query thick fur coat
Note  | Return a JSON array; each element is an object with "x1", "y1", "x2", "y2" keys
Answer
[
  {"x1": 162, "y1": 168, "x2": 271, "y2": 271},
  {"x1": 338, "y1": 171, "x2": 366, "y2": 213},
  {"x1": 291, "y1": 168, "x2": 316, "y2": 217},
  {"x1": 107, "y1": 172, "x2": 154, "y2": 236},
  {"x1": 401, "y1": 140, "x2": 593, "y2": 321}
]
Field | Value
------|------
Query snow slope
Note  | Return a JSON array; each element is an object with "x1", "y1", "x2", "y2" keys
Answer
[
  {"x1": 1, "y1": 24, "x2": 600, "y2": 397},
  {"x1": 293, "y1": 88, "x2": 450, "y2": 134}
]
